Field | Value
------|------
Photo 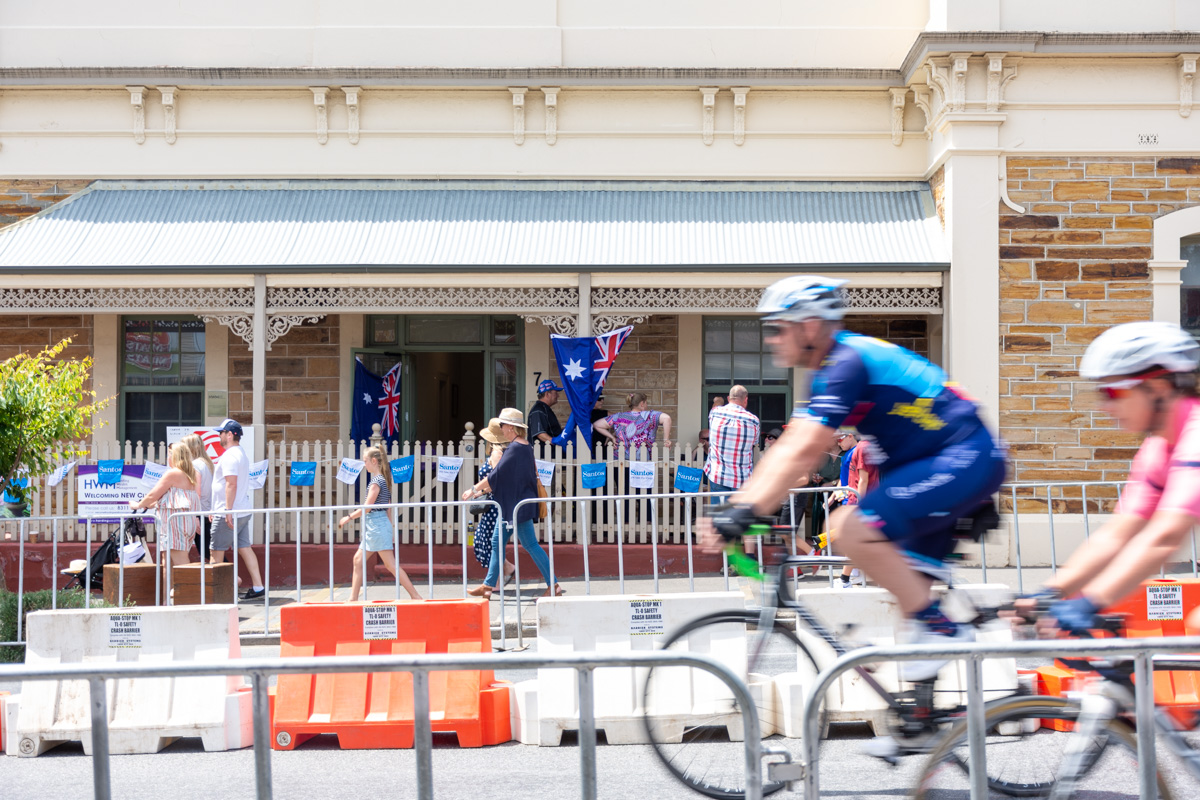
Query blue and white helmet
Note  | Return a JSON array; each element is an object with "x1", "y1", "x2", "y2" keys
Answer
[
  {"x1": 758, "y1": 276, "x2": 848, "y2": 323},
  {"x1": 1080, "y1": 321, "x2": 1200, "y2": 379}
]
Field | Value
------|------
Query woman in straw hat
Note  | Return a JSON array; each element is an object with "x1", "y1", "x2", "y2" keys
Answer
[
  {"x1": 462, "y1": 408, "x2": 561, "y2": 598},
  {"x1": 472, "y1": 418, "x2": 516, "y2": 580}
]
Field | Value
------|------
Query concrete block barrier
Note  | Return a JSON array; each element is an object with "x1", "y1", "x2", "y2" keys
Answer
[
  {"x1": 14, "y1": 605, "x2": 251, "y2": 756},
  {"x1": 521, "y1": 591, "x2": 763, "y2": 746}
]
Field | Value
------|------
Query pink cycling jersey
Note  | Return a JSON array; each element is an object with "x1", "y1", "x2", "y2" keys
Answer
[{"x1": 1120, "y1": 396, "x2": 1200, "y2": 520}]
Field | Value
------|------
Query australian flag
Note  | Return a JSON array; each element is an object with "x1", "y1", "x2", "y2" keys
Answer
[
  {"x1": 549, "y1": 325, "x2": 633, "y2": 450},
  {"x1": 351, "y1": 360, "x2": 402, "y2": 445}
]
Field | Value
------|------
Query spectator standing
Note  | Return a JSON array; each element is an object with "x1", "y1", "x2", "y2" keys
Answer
[
  {"x1": 130, "y1": 442, "x2": 200, "y2": 568},
  {"x1": 470, "y1": 419, "x2": 516, "y2": 582},
  {"x1": 209, "y1": 419, "x2": 266, "y2": 601},
  {"x1": 528, "y1": 379, "x2": 564, "y2": 453},
  {"x1": 462, "y1": 408, "x2": 561, "y2": 598},
  {"x1": 181, "y1": 433, "x2": 214, "y2": 563},
  {"x1": 704, "y1": 385, "x2": 760, "y2": 501},
  {"x1": 340, "y1": 446, "x2": 421, "y2": 601},
  {"x1": 589, "y1": 394, "x2": 609, "y2": 457},
  {"x1": 593, "y1": 391, "x2": 673, "y2": 457}
]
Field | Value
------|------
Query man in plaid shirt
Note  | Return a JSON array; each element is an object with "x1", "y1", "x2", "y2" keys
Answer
[{"x1": 704, "y1": 385, "x2": 760, "y2": 499}]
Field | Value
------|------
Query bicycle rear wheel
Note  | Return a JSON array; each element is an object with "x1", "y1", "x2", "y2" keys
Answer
[
  {"x1": 641, "y1": 610, "x2": 825, "y2": 799},
  {"x1": 914, "y1": 694, "x2": 1171, "y2": 799}
]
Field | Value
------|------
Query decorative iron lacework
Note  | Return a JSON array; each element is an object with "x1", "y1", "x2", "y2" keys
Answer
[
  {"x1": 198, "y1": 313, "x2": 326, "y2": 350},
  {"x1": 0, "y1": 287, "x2": 253, "y2": 311},
  {"x1": 267, "y1": 286, "x2": 579, "y2": 312},
  {"x1": 591, "y1": 286, "x2": 941, "y2": 312},
  {"x1": 522, "y1": 315, "x2": 577, "y2": 335}
]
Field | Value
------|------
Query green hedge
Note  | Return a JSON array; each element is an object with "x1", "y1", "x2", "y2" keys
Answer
[{"x1": 0, "y1": 588, "x2": 119, "y2": 663}]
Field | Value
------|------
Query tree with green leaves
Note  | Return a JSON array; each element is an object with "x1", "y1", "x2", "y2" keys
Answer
[{"x1": 0, "y1": 339, "x2": 109, "y2": 504}]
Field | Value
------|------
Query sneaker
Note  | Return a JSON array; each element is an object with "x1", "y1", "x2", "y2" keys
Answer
[
  {"x1": 898, "y1": 619, "x2": 975, "y2": 681},
  {"x1": 240, "y1": 587, "x2": 266, "y2": 601},
  {"x1": 833, "y1": 577, "x2": 853, "y2": 590},
  {"x1": 861, "y1": 735, "x2": 900, "y2": 765},
  {"x1": 848, "y1": 569, "x2": 866, "y2": 587}
]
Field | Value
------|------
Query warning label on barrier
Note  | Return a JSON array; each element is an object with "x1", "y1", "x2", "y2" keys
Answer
[
  {"x1": 1147, "y1": 584, "x2": 1184, "y2": 621},
  {"x1": 363, "y1": 605, "x2": 399, "y2": 640},
  {"x1": 629, "y1": 598, "x2": 665, "y2": 636},
  {"x1": 108, "y1": 612, "x2": 143, "y2": 648}
]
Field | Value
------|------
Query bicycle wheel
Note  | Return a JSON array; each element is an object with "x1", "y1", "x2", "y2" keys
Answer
[
  {"x1": 914, "y1": 694, "x2": 1171, "y2": 799},
  {"x1": 641, "y1": 609, "x2": 825, "y2": 799}
]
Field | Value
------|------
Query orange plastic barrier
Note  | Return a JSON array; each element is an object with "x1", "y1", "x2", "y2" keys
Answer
[
  {"x1": 1034, "y1": 665, "x2": 1080, "y2": 731},
  {"x1": 1103, "y1": 578, "x2": 1200, "y2": 723},
  {"x1": 271, "y1": 599, "x2": 510, "y2": 750}
]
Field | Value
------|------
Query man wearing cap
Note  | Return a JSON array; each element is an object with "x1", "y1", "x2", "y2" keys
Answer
[
  {"x1": 210, "y1": 419, "x2": 265, "y2": 601},
  {"x1": 528, "y1": 379, "x2": 565, "y2": 451}
]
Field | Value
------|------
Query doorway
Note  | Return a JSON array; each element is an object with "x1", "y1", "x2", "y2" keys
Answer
[{"x1": 412, "y1": 351, "x2": 484, "y2": 443}]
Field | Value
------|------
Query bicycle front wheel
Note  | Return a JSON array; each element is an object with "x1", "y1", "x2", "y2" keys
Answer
[
  {"x1": 914, "y1": 694, "x2": 1171, "y2": 799},
  {"x1": 641, "y1": 610, "x2": 825, "y2": 799}
]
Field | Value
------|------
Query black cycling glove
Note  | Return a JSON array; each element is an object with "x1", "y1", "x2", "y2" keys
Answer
[{"x1": 711, "y1": 503, "x2": 756, "y2": 541}]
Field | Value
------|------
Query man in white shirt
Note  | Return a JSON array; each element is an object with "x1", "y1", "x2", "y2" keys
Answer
[{"x1": 210, "y1": 419, "x2": 265, "y2": 600}]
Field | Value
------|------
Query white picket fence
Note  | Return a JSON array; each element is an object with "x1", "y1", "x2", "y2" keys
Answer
[{"x1": 3, "y1": 437, "x2": 752, "y2": 545}]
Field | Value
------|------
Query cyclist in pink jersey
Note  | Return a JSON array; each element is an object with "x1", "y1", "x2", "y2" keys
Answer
[{"x1": 1028, "y1": 321, "x2": 1200, "y2": 632}]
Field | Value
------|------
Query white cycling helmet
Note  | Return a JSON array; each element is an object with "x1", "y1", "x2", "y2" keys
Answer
[
  {"x1": 758, "y1": 276, "x2": 848, "y2": 323},
  {"x1": 1079, "y1": 321, "x2": 1200, "y2": 379}
]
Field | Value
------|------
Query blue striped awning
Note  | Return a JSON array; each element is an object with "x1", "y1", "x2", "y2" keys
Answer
[{"x1": 0, "y1": 179, "x2": 948, "y2": 270}]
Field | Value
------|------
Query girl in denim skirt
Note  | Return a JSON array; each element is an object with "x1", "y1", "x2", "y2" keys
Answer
[{"x1": 341, "y1": 447, "x2": 422, "y2": 601}]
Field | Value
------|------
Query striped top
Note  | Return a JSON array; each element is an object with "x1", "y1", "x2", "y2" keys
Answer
[{"x1": 369, "y1": 474, "x2": 392, "y2": 510}]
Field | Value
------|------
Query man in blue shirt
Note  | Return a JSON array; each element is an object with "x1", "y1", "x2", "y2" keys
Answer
[{"x1": 706, "y1": 276, "x2": 1006, "y2": 679}]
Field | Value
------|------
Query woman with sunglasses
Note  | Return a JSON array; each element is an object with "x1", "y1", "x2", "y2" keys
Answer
[{"x1": 1020, "y1": 321, "x2": 1200, "y2": 634}]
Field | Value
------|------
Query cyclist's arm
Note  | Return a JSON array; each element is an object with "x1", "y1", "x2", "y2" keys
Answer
[
  {"x1": 731, "y1": 420, "x2": 834, "y2": 515},
  {"x1": 1045, "y1": 510, "x2": 1195, "y2": 606}
]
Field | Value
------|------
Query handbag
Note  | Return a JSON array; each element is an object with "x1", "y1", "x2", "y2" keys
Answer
[
  {"x1": 536, "y1": 480, "x2": 549, "y2": 521},
  {"x1": 468, "y1": 494, "x2": 492, "y2": 516}
]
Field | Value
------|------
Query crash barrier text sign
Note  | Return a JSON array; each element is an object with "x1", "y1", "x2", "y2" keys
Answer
[
  {"x1": 1147, "y1": 583, "x2": 1184, "y2": 621},
  {"x1": 629, "y1": 598, "x2": 665, "y2": 636},
  {"x1": 362, "y1": 605, "x2": 398, "y2": 640},
  {"x1": 108, "y1": 612, "x2": 143, "y2": 648}
]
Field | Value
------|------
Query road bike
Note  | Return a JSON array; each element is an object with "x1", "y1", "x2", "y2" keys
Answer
[
  {"x1": 640, "y1": 522, "x2": 1019, "y2": 799},
  {"x1": 915, "y1": 614, "x2": 1200, "y2": 799}
]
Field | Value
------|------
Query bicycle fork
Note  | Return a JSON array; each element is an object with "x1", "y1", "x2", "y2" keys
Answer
[{"x1": 1049, "y1": 691, "x2": 1121, "y2": 800}]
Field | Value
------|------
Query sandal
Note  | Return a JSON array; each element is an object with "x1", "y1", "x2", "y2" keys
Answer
[
  {"x1": 541, "y1": 584, "x2": 565, "y2": 598},
  {"x1": 467, "y1": 584, "x2": 494, "y2": 598}
]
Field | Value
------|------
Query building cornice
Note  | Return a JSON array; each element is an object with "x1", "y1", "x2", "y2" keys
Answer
[{"x1": 2, "y1": 32, "x2": 1199, "y2": 89}]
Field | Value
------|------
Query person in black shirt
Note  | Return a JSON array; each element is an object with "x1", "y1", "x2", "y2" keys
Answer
[
  {"x1": 588, "y1": 394, "x2": 608, "y2": 457},
  {"x1": 527, "y1": 379, "x2": 564, "y2": 451}
]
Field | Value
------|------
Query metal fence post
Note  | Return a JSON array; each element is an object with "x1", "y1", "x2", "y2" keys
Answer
[
  {"x1": 966, "y1": 654, "x2": 988, "y2": 800},
  {"x1": 414, "y1": 669, "x2": 434, "y2": 800},
  {"x1": 1011, "y1": 484, "x2": 1023, "y2": 594},
  {"x1": 251, "y1": 670, "x2": 274, "y2": 800},
  {"x1": 88, "y1": 676, "x2": 112, "y2": 800},
  {"x1": 1135, "y1": 651, "x2": 1156, "y2": 800},
  {"x1": 578, "y1": 666, "x2": 598, "y2": 800}
]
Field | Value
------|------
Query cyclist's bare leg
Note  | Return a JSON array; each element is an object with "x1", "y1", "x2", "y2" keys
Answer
[{"x1": 831, "y1": 505, "x2": 932, "y2": 613}]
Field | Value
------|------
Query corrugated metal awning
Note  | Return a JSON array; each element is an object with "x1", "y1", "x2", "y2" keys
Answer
[{"x1": 0, "y1": 179, "x2": 948, "y2": 272}]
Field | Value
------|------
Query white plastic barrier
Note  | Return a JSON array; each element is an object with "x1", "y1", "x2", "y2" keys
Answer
[
  {"x1": 13, "y1": 605, "x2": 252, "y2": 756},
  {"x1": 511, "y1": 591, "x2": 770, "y2": 746},
  {"x1": 777, "y1": 584, "x2": 1018, "y2": 737}
]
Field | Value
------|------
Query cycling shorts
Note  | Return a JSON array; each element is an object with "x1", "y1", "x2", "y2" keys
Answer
[{"x1": 855, "y1": 424, "x2": 1007, "y2": 562}]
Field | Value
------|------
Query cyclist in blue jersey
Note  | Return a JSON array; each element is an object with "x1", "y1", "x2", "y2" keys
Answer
[{"x1": 705, "y1": 275, "x2": 1008, "y2": 679}]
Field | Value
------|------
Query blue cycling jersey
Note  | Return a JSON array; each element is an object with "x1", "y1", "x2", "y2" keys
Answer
[{"x1": 795, "y1": 331, "x2": 984, "y2": 467}]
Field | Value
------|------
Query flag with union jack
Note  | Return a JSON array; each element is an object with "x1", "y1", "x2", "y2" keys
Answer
[
  {"x1": 549, "y1": 325, "x2": 634, "y2": 450},
  {"x1": 351, "y1": 359, "x2": 401, "y2": 446}
]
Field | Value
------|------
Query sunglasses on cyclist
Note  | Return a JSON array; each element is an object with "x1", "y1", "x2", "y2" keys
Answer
[{"x1": 1096, "y1": 369, "x2": 1169, "y2": 400}]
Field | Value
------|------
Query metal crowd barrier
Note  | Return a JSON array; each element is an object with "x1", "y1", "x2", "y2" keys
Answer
[
  {"x1": 0, "y1": 649, "x2": 765, "y2": 800},
  {"x1": 799, "y1": 634, "x2": 1200, "y2": 800},
  {"x1": 2, "y1": 486, "x2": 857, "y2": 647},
  {"x1": 1004, "y1": 479, "x2": 1200, "y2": 592}
]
